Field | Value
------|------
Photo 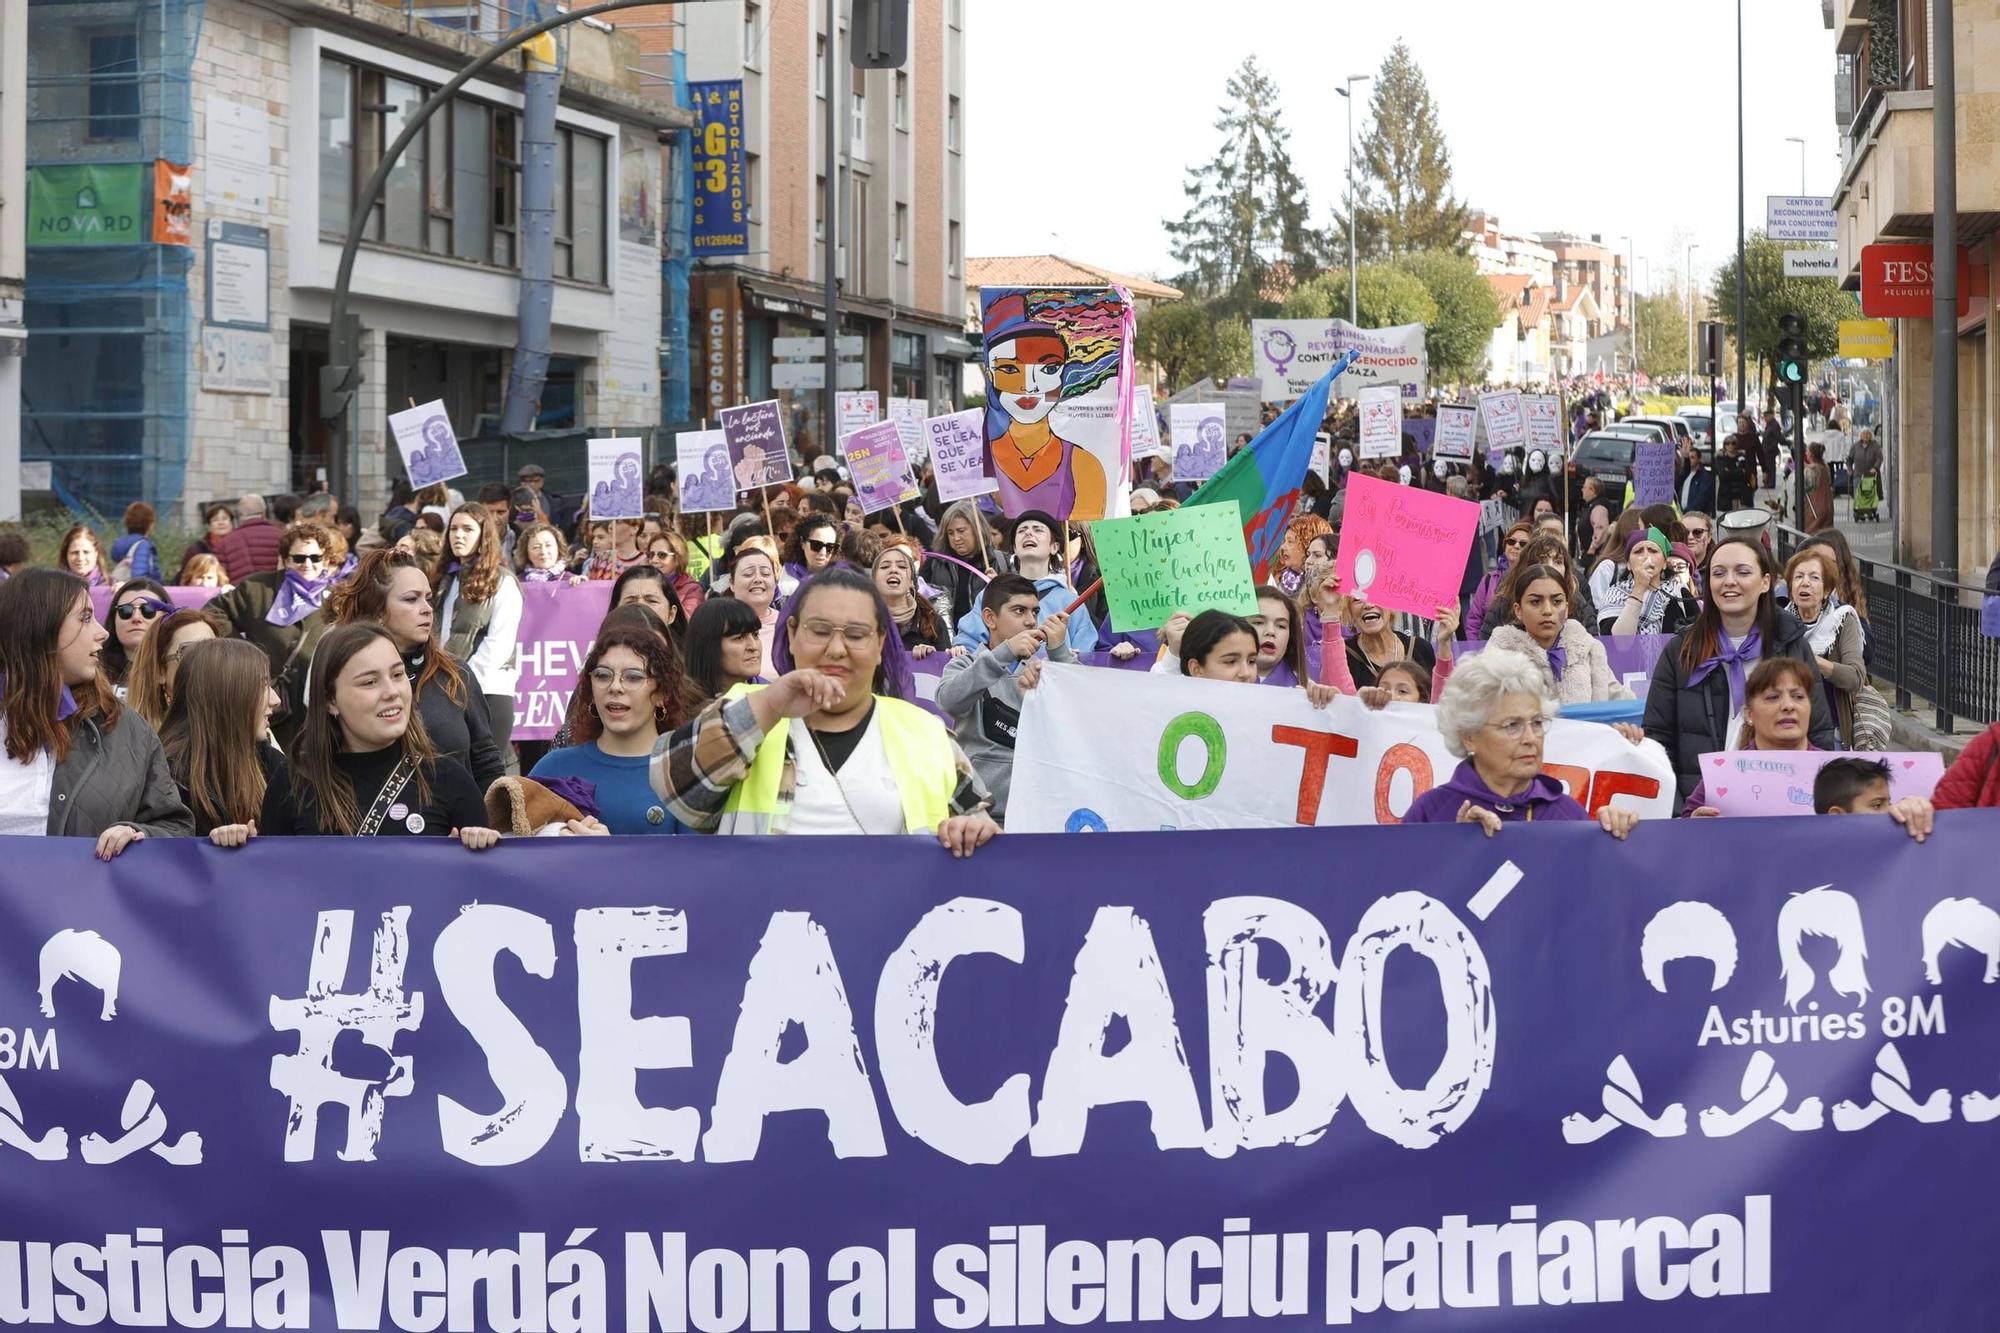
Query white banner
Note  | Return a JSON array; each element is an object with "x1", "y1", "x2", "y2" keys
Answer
[
  {"x1": 1009, "y1": 665, "x2": 1675, "y2": 832},
  {"x1": 1252, "y1": 319, "x2": 1428, "y2": 402}
]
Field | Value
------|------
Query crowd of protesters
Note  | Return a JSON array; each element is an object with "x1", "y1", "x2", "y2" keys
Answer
[{"x1": 0, "y1": 390, "x2": 1992, "y2": 863}]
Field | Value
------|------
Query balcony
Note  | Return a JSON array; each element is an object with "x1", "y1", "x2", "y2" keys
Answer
[{"x1": 1834, "y1": 0, "x2": 1868, "y2": 53}]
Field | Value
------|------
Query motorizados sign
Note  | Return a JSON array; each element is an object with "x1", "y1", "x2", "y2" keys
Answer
[{"x1": 4, "y1": 814, "x2": 1998, "y2": 1329}]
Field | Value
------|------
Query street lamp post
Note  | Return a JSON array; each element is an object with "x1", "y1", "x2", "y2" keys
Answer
[
  {"x1": 1735, "y1": 0, "x2": 1747, "y2": 409},
  {"x1": 1336, "y1": 75, "x2": 1370, "y2": 325},
  {"x1": 1686, "y1": 244, "x2": 1699, "y2": 382},
  {"x1": 1618, "y1": 234, "x2": 1635, "y2": 377},
  {"x1": 1785, "y1": 135, "x2": 1807, "y2": 194}
]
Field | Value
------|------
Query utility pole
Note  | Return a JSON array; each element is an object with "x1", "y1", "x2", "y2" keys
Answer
[
  {"x1": 1337, "y1": 75, "x2": 1369, "y2": 324},
  {"x1": 1685, "y1": 243, "x2": 1698, "y2": 382},
  {"x1": 1931, "y1": 0, "x2": 1958, "y2": 576},
  {"x1": 823, "y1": 0, "x2": 841, "y2": 462}
]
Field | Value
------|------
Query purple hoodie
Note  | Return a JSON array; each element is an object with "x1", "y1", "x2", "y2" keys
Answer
[{"x1": 1401, "y1": 759, "x2": 1588, "y2": 824}]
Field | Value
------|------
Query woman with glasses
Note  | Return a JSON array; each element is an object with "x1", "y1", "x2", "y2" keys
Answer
[
  {"x1": 783, "y1": 515, "x2": 843, "y2": 582},
  {"x1": 644, "y1": 528, "x2": 705, "y2": 619},
  {"x1": 1469, "y1": 521, "x2": 1533, "y2": 641},
  {"x1": 158, "y1": 638, "x2": 285, "y2": 845},
  {"x1": 1402, "y1": 649, "x2": 1638, "y2": 837},
  {"x1": 98, "y1": 578, "x2": 174, "y2": 692},
  {"x1": 123, "y1": 609, "x2": 220, "y2": 729},
  {"x1": 529, "y1": 625, "x2": 687, "y2": 835},
  {"x1": 324, "y1": 548, "x2": 507, "y2": 793},
  {"x1": 205, "y1": 522, "x2": 339, "y2": 752},
  {"x1": 261, "y1": 623, "x2": 496, "y2": 845},
  {"x1": 651, "y1": 567, "x2": 999, "y2": 855},
  {"x1": 433, "y1": 504, "x2": 524, "y2": 777}
]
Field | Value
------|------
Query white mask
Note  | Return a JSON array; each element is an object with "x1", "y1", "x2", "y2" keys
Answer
[
  {"x1": 1397, "y1": 465, "x2": 1413, "y2": 485},
  {"x1": 1528, "y1": 450, "x2": 1547, "y2": 473},
  {"x1": 1432, "y1": 459, "x2": 1449, "y2": 479},
  {"x1": 1501, "y1": 454, "x2": 1518, "y2": 475},
  {"x1": 1337, "y1": 447, "x2": 1354, "y2": 469}
]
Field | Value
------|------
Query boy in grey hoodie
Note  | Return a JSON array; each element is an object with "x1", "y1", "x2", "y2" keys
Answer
[{"x1": 935, "y1": 573, "x2": 1075, "y2": 824}]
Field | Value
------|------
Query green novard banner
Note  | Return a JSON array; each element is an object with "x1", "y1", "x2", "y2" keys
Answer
[{"x1": 27, "y1": 163, "x2": 146, "y2": 246}]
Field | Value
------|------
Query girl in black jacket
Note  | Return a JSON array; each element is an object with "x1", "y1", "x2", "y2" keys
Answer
[{"x1": 1643, "y1": 537, "x2": 1839, "y2": 804}]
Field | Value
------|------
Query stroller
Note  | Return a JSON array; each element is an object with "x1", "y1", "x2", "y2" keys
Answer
[{"x1": 1852, "y1": 470, "x2": 1882, "y2": 522}]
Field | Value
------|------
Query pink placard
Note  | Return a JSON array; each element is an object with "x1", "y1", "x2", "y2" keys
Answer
[
  {"x1": 1332, "y1": 472, "x2": 1480, "y2": 619},
  {"x1": 1699, "y1": 750, "x2": 1946, "y2": 816}
]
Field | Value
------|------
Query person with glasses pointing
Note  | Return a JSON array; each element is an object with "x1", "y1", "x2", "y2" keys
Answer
[
  {"x1": 204, "y1": 522, "x2": 339, "y2": 752},
  {"x1": 1400, "y1": 649, "x2": 1640, "y2": 838}
]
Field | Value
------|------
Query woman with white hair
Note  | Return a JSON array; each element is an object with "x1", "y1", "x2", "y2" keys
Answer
[{"x1": 1402, "y1": 649, "x2": 1640, "y2": 838}]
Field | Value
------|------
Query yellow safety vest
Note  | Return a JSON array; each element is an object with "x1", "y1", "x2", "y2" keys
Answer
[{"x1": 719, "y1": 684, "x2": 958, "y2": 833}]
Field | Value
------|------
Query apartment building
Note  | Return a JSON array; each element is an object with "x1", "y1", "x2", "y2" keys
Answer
[{"x1": 0, "y1": 0, "x2": 24, "y2": 519}]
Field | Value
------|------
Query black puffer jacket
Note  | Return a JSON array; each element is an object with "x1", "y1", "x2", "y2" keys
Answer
[{"x1": 1643, "y1": 609, "x2": 1839, "y2": 804}]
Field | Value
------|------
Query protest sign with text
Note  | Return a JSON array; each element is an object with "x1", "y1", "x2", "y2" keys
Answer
[
  {"x1": 720, "y1": 399, "x2": 792, "y2": 490},
  {"x1": 925, "y1": 409, "x2": 998, "y2": 503},
  {"x1": 1091, "y1": 503, "x2": 1257, "y2": 632},
  {"x1": 1251, "y1": 318, "x2": 1427, "y2": 401},
  {"x1": 675, "y1": 428, "x2": 735, "y2": 513},
  {"x1": 1479, "y1": 390, "x2": 1526, "y2": 449},
  {"x1": 1357, "y1": 384, "x2": 1402, "y2": 458},
  {"x1": 1433, "y1": 403, "x2": 1477, "y2": 459},
  {"x1": 1698, "y1": 749, "x2": 1946, "y2": 816},
  {"x1": 388, "y1": 399, "x2": 468, "y2": 488},
  {"x1": 510, "y1": 582, "x2": 614, "y2": 738},
  {"x1": 835, "y1": 389, "x2": 879, "y2": 443},
  {"x1": 1130, "y1": 385, "x2": 1164, "y2": 460},
  {"x1": 585, "y1": 437, "x2": 645, "y2": 519},
  {"x1": 1334, "y1": 472, "x2": 1480, "y2": 619},
  {"x1": 1522, "y1": 393, "x2": 1563, "y2": 455},
  {"x1": 887, "y1": 396, "x2": 927, "y2": 463},
  {"x1": 1634, "y1": 439, "x2": 1677, "y2": 506},
  {"x1": 1169, "y1": 403, "x2": 1226, "y2": 483},
  {"x1": 844, "y1": 420, "x2": 919, "y2": 514}
]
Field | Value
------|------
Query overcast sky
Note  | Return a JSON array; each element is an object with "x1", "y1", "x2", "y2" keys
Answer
[{"x1": 964, "y1": 0, "x2": 1839, "y2": 299}]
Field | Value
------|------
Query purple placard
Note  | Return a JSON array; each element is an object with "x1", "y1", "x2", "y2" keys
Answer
[
  {"x1": 1698, "y1": 749, "x2": 1946, "y2": 815},
  {"x1": 720, "y1": 399, "x2": 793, "y2": 491},
  {"x1": 509, "y1": 581, "x2": 614, "y2": 739},
  {"x1": 1634, "y1": 439, "x2": 1677, "y2": 506},
  {"x1": 844, "y1": 420, "x2": 918, "y2": 514}
]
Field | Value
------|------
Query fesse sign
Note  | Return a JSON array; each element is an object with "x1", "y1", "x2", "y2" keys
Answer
[{"x1": 5, "y1": 814, "x2": 2000, "y2": 1330}]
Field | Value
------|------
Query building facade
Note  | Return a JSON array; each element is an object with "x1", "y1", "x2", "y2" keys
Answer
[
  {"x1": 680, "y1": 0, "x2": 969, "y2": 457},
  {"x1": 22, "y1": 0, "x2": 687, "y2": 522},
  {"x1": 1830, "y1": 0, "x2": 1998, "y2": 574},
  {"x1": 0, "y1": 0, "x2": 25, "y2": 519}
]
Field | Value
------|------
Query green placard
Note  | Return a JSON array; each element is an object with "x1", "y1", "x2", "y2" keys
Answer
[
  {"x1": 1093, "y1": 502, "x2": 1258, "y2": 632},
  {"x1": 27, "y1": 164, "x2": 146, "y2": 247}
]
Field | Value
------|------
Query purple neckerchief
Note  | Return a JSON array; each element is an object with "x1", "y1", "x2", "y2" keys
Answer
[
  {"x1": 1260, "y1": 660, "x2": 1300, "y2": 688},
  {"x1": 1687, "y1": 627, "x2": 1763, "y2": 714},
  {"x1": 536, "y1": 774, "x2": 601, "y2": 819},
  {"x1": 1545, "y1": 644, "x2": 1568, "y2": 680},
  {"x1": 522, "y1": 567, "x2": 566, "y2": 583},
  {"x1": 446, "y1": 559, "x2": 462, "y2": 577},
  {"x1": 266, "y1": 568, "x2": 336, "y2": 627},
  {"x1": 0, "y1": 677, "x2": 77, "y2": 722}
]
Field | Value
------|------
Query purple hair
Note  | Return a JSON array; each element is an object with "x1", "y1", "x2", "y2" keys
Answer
[{"x1": 771, "y1": 566, "x2": 915, "y2": 702}]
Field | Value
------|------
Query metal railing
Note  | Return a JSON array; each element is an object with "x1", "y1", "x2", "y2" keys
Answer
[{"x1": 1774, "y1": 524, "x2": 2000, "y2": 732}]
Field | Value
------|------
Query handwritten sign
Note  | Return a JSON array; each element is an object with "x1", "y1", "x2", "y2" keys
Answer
[
  {"x1": 1130, "y1": 385, "x2": 1165, "y2": 460},
  {"x1": 1479, "y1": 390, "x2": 1525, "y2": 449},
  {"x1": 585, "y1": 437, "x2": 645, "y2": 520},
  {"x1": 1698, "y1": 750, "x2": 1946, "y2": 816},
  {"x1": 1333, "y1": 471, "x2": 1480, "y2": 619},
  {"x1": 675, "y1": 428, "x2": 735, "y2": 513},
  {"x1": 835, "y1": 390, "x2": 879, "y2": 446},
  {"x1": 1169, "y1": 403, "x2": 1226, "y2": 482},
  {"x1": 1522, "y1": 393, "x2": 1563, "y2": 455},
  {"x1": 844, "y1": 420, "x2": 918, "y2": 514},
  {"x1": 1433, "y1": 404, "x2": 1477, "y2": 460},
  {"x1": 719, "y1": 399, "x2": 793, "y2": 491},
  {"x1": 1358, "y1": 383, "x2": 1402, "y2": 459},
  {"x1": 926, "y1": 409, "x2": 998, "y2": 503},
  {"x1": 1309, "y1": 432, "x2": 1331, "y2": 483},
  {"x1": 1093, "y1": 502, "x2": 1257, "y2": 631},
  {"x1": 887, "y1": 397, "x2": 928, "y2": 463},
  {"x1": 1633, "y1": 439, "x2": 1677, "y2": 506},
  {"x1": 388, "y1": 400, "x2": 468, "y2": 488}
]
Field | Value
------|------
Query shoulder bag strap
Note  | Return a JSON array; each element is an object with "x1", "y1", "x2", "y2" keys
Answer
[{"x1": 356, "y1": 758, "x2": 419, "y2": 837}]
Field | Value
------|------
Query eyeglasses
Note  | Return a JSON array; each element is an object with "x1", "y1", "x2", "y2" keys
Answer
[
  {"x1": 1484, "y1": 716, "x2": 1552, "y2": 740},
  {"x1": 803, "y1": 538, "x2": 838, "y2": 555},
  {"x1": 590, "y1": 668, "x2": 652, "y2": 688},
  {"x1": 287, "y1": 551, "x2": 325, "y2": 566},
  {"x1": 113, "y1": 600, "x2": 171, "y2": 621},
  {"x1": 795, "y1": 620, "x2": 877, "y2": 648}
]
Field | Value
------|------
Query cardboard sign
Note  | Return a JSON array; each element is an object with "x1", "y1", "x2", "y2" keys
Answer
[
  {"x1": 927, "y1": 409, "x2": 998, "y2": 503},
  {"x1": 1479, "y1": 390, "x2": 1525, "y2": 449},
  {"x1": 585, "y1": 437, "x2": 646, "y2": 520},
  {"x1": 887, "y1": 397, "x2": 928, "y2": 463},
  {"x1": 1169, "y1": 403, "x2": 1226, "y2": 482},
  {"x1": 1309, "y1": 432, "x2": 1331, "y2": 483},
  {"x1": 719, "y1": 399, "x2": 793, "y2": 491},
  {"x1": 1698, "y1": 750, "x2": 1946, "y2": 816},
  {"x1": 1130, "y1": 385, "x2": 1165, "y2": 460},
  {"x1": 1334, "y1": 471, "x2": 1480, "y2": 619},
  {"x1": 844, "y1": 420, "x2": 918, "y2": 514},
  {"x1": 675, "y1": 428, "x2": 735, "y2": 513},
  {"x1": 835, "y1": 390, "x2": 880, "y2": 445},
  {"x1": 1358, "y1": 384, "x2": 1402, "y2": 459},
  {"x1": 388, "y1": 400, "x2": 468, "y2": 488},
  {"x1": 1632, "y1": 439, "x2": 1676, "y2": 506},
  {"x1": 1092, "y1": 502, "x2": 1257, "y2": 631},
  {"x1": 1433, "y1": 404, "x2": 1477, "y2": 460},
  {"x1": 1522, "y1": 394, "x2": 1563, "y2": 455}
]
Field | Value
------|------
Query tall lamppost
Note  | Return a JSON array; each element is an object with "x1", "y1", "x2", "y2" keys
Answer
[
  {"x1": 1617, "y1": 234, "x2": 1635, "y2": 376},
  {"x1": 1336, "y1": 74, "x2": 1371, "y2": 324},
  {"x1": 1686, "y1": 243, "x2": 1699, "y2": 382},
  {"x1": 1785, "y1": 135, "x2": 1807, "y2": 193}
]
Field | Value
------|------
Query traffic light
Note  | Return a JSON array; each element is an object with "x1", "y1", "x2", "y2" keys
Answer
[
  {"x1": 1776, "y1": 311, "x2": 1807, "y2": 393},
  {"x1": 1698, "y1": 321, "x2": 1724, "y2": 376}
]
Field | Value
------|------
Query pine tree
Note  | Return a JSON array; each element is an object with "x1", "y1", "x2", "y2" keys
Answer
[
  {"x1": 1342, "y1": 42, "x2": 1472, "y2": 259},
  {"x1": 1164, "y1": 57, "x2": 1328, "y2": 320}
]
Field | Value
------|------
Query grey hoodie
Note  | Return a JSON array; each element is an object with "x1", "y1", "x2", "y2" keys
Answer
[{"x1": 934, "y1": 631, "x2": 1074, "y2": 823}]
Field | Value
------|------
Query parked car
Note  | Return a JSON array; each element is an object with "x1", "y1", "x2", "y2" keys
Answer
[
  {"x1": 1622, "y1": 415, "x2": 1693, "y2": 447},
  {"x1": 1674, "y1": 406, "x2": 1716, "y2": 447},
  {"x1": 1568, "y1": 432, "x2": 1642, "y2": 488}
]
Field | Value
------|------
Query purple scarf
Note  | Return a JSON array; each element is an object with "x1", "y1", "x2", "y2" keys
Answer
[
  {"x1": 266, "y1": 568, "x2": 336, "y2": 627},
  {"x1": 522, "y1": 567, "x2": 566, "y2": 584},
  {"x1": 0, "y1": 678, "x2": 78, "y2": 725},
  {"x1": 1545, "y1": 644, "x2": 1568, "y2": 681},
  {"x1": 1260, "y1": 660, "x2": 1300, "y2": 688},
  {"x1": 1687, "y1": 627, "x2": 1763, "y2": 714}
]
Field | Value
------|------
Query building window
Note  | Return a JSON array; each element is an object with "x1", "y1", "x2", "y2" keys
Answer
[
  {"x1": 814, "y1": 174, "x2": 826, "y2": 242},
  {"x1": 380, "y1": 77, "x2": 427, "y2": 251},
  {"x1": 947, "y1": 96, "x2": 960, "y2": 152},
  {"x1": 744, "y1": 1, "x2": 761, "y2": 68},
  {"x1": 850, "y1": 88, "x2": 867, "y2": 162},
  {"x1": 87, "y1": 33, "x2": 140, "y2": 141},
  {"x1": 894, "y1": 203, "x2": 907, "y2": 262},
  {"x1": 948, "y1": 220, "x2": 961, "y2": 277},
  {"x1": 815, "y1": 34, "x2": 827, "y2": 97},
  {"x1": 568, "y1": 130, "x2": 606, "y2": 284},
  {"x1": 318, "y1": 60, "x2": 355, "y2": 235},
  {"x1": 744, "y1": 151, "x2": 760, "y2": 222},
  {"x1": 492, "y1": 107, "x2": 518, "y2": 268},
  {"x1": 451, "y1": 99, "x2": 490, "y2": 263},
  {"x1": 893, "y1": 72, "x2": 907, "y2": 129}
]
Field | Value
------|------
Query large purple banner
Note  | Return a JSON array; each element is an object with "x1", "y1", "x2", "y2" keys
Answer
[
  {"x1": 512, "y1": 582, "x2": 613, "y2": 739},
  {"x1": 3, "y1": 818, "x2": 1999, "y2": 1327}
]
